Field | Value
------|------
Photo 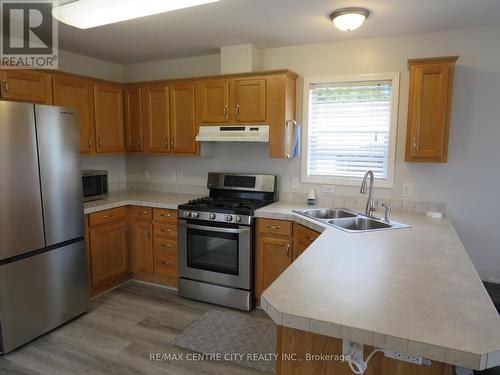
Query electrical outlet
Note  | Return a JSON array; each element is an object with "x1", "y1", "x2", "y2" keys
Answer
[
  {"x1": 402, "y1": 182, "x2": 412, "y2": 197},
  {"x1": 169, "y1": 171, "x2": 177, "y2": 181},
  {"x1": 342, "y1": 340, "x2": 364, "y2": 360},
  {"x1": 176, "y1": 171, "x2": 184, "y2": 181},
  {"x1": 384, "y1": 351, "x2": 430, "y2": 366},
  {"x1": 291, "y1": 177, "x2": 300, "y2": 190},
  {"x1": 321, "y1": 185, "x2": 335, "y2": 193},
  {"x1": 144, "y1": 170, "x2": 150, "y2": 180}
]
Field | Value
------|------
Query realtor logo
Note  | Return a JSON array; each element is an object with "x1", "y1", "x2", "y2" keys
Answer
[{"x1": 1, "y1": 0, "x2": 58, "y2": 68}]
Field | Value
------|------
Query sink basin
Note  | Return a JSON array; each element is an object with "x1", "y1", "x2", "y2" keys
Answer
[
  {"x1": 293, "y1": 207, "x2": 410, "y2": 233},
  {"x1": 328, "y1": 217, "x2": 391, "y2": 231},
  {"x1": 295, "y1": 209, "x2": 356, "y2": 220}
]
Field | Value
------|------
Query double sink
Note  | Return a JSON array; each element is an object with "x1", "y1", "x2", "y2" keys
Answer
[{"x1": 294, "y1": 208, "x2": 409, "y2": 233}]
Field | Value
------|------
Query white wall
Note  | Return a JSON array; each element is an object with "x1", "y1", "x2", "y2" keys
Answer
[
  {"x1": 58, "y1": 49, "x2": 123, "y2": 81},
  {"x1": 122, "y1": 26, "x2": 500, "y2": 281},
  {"x1": 122, "y1": 54, "x2": 220, "y2": 82}
]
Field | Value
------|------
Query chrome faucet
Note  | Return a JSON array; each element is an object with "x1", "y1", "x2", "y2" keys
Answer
[{"x1": 360, "y1": 170, "x2": 377, "y2": 217}]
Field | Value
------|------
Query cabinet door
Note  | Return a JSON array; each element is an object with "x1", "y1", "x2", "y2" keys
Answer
[
  {"x1": 233, "y1": 78, "x2": 266, "y2": 122},
  {"x1": 124, "y1": 86, "x2": 143, "y2": 152},
  {"x1": 141, "y1": 84, "x2": 170, "y2": 153},
  {"x1": 0, "y1": 70, "x2": 52, "y2": 104},
  {"x1": 94, "y1": 82, "x2": 124, "y2": 153},
  {"x1": 131, "y1": 221, "x2": 153, "y2": 274},
  {"x1": 89, "y1": 221, "x2": 128, "y2": 287},
  {"x1": 406, "y1": 58, "x2": 457, "y2": 162},
  {"x1": 53, "y1": 75, "x2": 95, "y2": 154},
  {"x1": 196, "y1": 79, "x2": 230, "y2": 123},
  {"x1": 170, "y1": 82, "x2": 197, "y2": 154},
  {"x1": 255, "y1": 236, "x2": 292, "y2": 298}
]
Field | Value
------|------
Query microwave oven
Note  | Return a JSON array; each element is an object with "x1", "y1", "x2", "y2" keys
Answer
[{"x1": 82, "y1": 170, "x2": 108, "y2": 202}]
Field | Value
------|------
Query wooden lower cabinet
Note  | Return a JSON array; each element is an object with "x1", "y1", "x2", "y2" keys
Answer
[
  {"x1": 131, "y1": 220, "x2": 154, "y2": 274},
  {"x1": 255, "y1": 220, "x2": 321, "y2": 300},
  {"x1": 255, "y1": 219, "x2": 293, "y2": 299},
  {"x1": 89, "y1": 219, "x2": 129, "y2": 290},
  {"x1": 277, "y1": 326, "x2": 453, "y2": 375}
]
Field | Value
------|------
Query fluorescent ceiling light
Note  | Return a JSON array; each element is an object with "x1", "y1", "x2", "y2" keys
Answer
[
  {"x1": 52, "y1": 0, "x2": 220, "y2": 29},
  {"x1": 330, "y1": 7, "x2": 369, "y2": 31}
]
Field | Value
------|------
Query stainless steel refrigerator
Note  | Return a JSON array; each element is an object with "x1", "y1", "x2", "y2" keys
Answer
[{"x1": 0, "y1": 101, "x2": 89, "y2": 353}]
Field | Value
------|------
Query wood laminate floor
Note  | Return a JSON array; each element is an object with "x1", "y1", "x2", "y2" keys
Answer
[{"x1": 0, "y1": 281, "x2": 271, "y2": 375}]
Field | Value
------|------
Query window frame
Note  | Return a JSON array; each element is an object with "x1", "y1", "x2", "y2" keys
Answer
[{"x1": 301, "y1": 72, "x2": 400, "y2": 188}]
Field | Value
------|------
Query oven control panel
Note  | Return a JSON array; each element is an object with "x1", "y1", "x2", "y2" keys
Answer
[{"x1": 178, "y1": 210, "x2": 252, "y2": 225}]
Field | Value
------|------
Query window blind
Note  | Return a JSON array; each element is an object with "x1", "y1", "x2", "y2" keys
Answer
[{"x1": 307, "y1": 80, "x2": 393, "y2": 179}]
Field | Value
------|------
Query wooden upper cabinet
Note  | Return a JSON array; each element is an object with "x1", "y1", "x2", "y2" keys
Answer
[
  {"x1": 124, "y1": 86, "x2": 143, "y2": 152},
  {"x1": 0, "y1": 70, "x2": 52, "y2": 104},
  {"x1": 94, "y1": 82, "x2": 124, "y2": 153},
  {"x1": 53, "y1": 75, "x2": 95, "y2": 154},
  {"x1": 170, "y1": 81, "x2": 197, "y2": 154},
  {"x1": 196, "y1": 79, "x2": 230, "y2": 123},
  {"x1": 233, "y1": 78, "x2": 266, "y2": 122},
  {"x1": 141, "y1": 84, "x2": 170, "y2": 153},
  {"x1": 405, "y1": 56, "x2": 458, "y2": 163}
]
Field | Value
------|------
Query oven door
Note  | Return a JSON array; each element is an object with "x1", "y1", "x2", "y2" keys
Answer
[{"x1": 178, "y1": 220, "x2": 252, "y2": 290}]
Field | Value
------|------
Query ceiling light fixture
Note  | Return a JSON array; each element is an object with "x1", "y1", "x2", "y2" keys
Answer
[
  {"x1": 52, "y1": 0, "x2": 220, "y2": 29},
  {"x1": 329, "y1": 7, "x2": 369, "y2": 31}
]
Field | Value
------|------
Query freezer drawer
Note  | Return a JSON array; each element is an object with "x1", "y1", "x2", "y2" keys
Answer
[{"x1": 0, "y1": 240, "x2": 89, "y2": 353}]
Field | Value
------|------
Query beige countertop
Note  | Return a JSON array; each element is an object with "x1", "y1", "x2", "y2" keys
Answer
[
  {"x1": 84, "y1": 193, "x2": 500, "y2": 369},
  {"x1": 256, "y1": 202, "x2": 500, "y2": 370},
  {"x1": 83, "y1": 190, "x2": 201, "y2": 214}
]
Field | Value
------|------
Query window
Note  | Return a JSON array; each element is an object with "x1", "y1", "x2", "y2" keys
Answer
[{"x1": 302, "y1": 73, "x2": 399, "y2": 187}]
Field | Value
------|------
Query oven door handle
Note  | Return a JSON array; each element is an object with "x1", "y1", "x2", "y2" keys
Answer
[{"x1": 182, "y1": 223, "x2": 250, "y2": 234}]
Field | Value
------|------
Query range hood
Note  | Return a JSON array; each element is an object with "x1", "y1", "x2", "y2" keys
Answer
[{"x1": 196, "y1": 125, "x2": 269, "y2": 142}]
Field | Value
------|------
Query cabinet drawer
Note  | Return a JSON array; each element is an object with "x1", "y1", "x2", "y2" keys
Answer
[
  {"x1": 153, "y1": 208, "x2": 177, "y2": 223},
  {"x1": 154, "y1": 237, "x2": 177, "y2": 256},
  {"x1": 131, "y1": 206, "x2": 153, "y2": 221},
  {"x1": 257, "y1": 219, "x2": 292, "y2": 237},
  {"x1": 294, "y1": 223, "x2": 320, "y2": 247},
  {"x1": 154, "y1": 223, "x2": 177, "y2": 238},
  {"x1": 89, "y1": 207, "x2": 127, "y2": 227},
  {"x1": 154, "y1": 253, "x2": 178, "y2": 277}
]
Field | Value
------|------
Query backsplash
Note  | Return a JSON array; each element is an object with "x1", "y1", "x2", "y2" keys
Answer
[{"x1": 126, "y1": 180, "x2": 446, "y2": 215}]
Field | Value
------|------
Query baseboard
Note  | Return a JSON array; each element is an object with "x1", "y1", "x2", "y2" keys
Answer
[{"x1": 130, "y1": 278, "x2": 178, "y2": 292}]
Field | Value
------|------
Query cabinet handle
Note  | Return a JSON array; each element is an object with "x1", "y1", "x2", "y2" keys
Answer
[
  {"x1": 137, "y1": 138, "x2": 141, "y2": 146},
  {"x1": 103, "y1": 214, "x2": 113, "y2": 219},
  {"x1": 171, "y1": 138, "x2": 175, "y2": 149},
  {"x1": 161, "y1": 243, "x2": 173, "y2": 248},
  {"x1": 164, "y1": 139, "x2": 168, "y2": 148},
  {"x1": 235, "y1": 104, "x2": 240, "y2": 120},
  {"x1": 223, "y1": 106, "x2": 228, "y2": 119},
  {"x1": 160, "y1": 213, "x2": 171, "y2": 217},
  {"x1": 160, "y1": 228, "x2": 171, "y2": 233},
  {"x1": 147, "y1": 228, "x2": 151, "y2": 238},
  {"x1": 412, "y1": 137, "x2": 418, "y2": 153},
  {"x1": 266, "y1": 224, "x2": 280, "y2": 230},
  {"x1": 161, "y1": 260, "x2": 172, "y2": 265},
  {"x1": 98, "y1": 138, "x2": 102, "y2": 148},
  {"x1": 88, "y1": 138, "x2": 92, "y2": 150},
  {"x1": 3, "y1": 80, "x2": 8, "y2": 93},
  {"x1": 141, "y1": 211, "x2": 149, "y2": 214},
  {"x1": 286, "y1": 243, "x2": 291, "y2": 258}
]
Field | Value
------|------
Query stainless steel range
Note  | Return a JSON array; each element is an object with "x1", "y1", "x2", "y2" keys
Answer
[{"x1": 178, "y1": 173, "x2": 277, "y2": 311}]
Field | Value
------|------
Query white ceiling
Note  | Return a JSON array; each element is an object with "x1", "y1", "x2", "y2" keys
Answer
[{"x1": 57, "y1": 0, "x2": 500, "y2": 64}]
